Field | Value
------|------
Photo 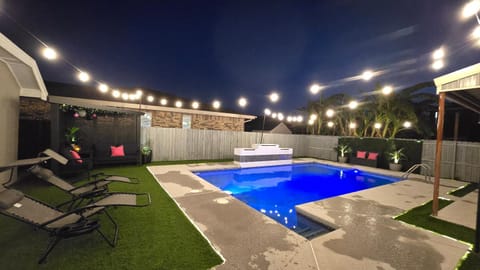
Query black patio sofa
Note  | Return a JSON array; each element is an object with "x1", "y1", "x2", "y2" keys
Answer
[
  {"x1": 93, "y1": 143, "x2": 140, "y2": 166},
  {"x1": 349, "y1": 151, "x2": 379, "y2": 168}
]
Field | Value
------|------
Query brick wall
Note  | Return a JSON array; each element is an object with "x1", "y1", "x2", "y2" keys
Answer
[
  {"x1": 18, "y1": 98, "x2": 246, "y2": 131},
  {"x1": 148, "y1": 110, "x2": 245, "y2": 131},
  {"x1": 19, "y1": 97, "x2": 51, "y2": 120}
]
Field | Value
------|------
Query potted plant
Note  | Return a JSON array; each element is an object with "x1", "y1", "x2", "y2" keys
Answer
[
  {"x1": 141, "y1": 144, "x2": 152, "y2": 164},
  {"x1": 65, "y1": 127, "x2": 80, "y2": 144},
  {"x1": 387, "y1": 147, "x2": 405, "y2": 171},
  {"x1": 334, "y1": 144, "x2": 351, "y2": 163}
]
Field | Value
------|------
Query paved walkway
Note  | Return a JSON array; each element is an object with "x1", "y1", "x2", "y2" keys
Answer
[
  {"x1": 148, "y1": 160, "x2": 470, "y2": 270},
  {"x1": 438, "y1": 189, "x2": 478, "y2": 229}
]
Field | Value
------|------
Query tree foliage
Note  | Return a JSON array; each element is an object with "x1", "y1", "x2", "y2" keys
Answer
[{"x1": 300, "y1": 81, "x2": 436, "y2": 138}]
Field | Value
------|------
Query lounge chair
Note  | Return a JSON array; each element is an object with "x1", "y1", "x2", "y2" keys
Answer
[
  {"x1": 28, "y1": 165, "x2": 139, "y2": 209},
  {"x1": 0, "y1": 187, "x2": 151, "y2": 264},
  {"x1": 39, "y1": 148, "x2": 139, "y2": 182}
]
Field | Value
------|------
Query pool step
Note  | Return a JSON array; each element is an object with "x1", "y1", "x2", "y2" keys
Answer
[{"x1": 293, "y1": 214, "x2": 333, "y2": 240}]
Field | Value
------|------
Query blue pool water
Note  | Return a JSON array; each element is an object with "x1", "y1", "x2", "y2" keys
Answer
[{"x1": 196, "y1": 163, "x2": 400, "y2": 230}]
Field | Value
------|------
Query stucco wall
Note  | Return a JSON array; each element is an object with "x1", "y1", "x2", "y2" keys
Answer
[{"x1": 0, "y1": 61, "x2": 20, "y2": 184}]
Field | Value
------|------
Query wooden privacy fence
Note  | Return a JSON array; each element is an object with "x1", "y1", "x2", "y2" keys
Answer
[
  {"x1": 422, "y1": 140, "x2": 480, "y2": 183},
  {"x1": 141, "y1": 128, "x2": 326, "y2": 161},
  {"x1": 141, "y1": 127, "x2": 480, "y2": 182}
]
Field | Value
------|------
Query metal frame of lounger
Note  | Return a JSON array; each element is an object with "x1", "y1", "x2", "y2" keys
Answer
[
  {"x1": 0, "y1": 189, "x2": 151, "y2": 264},
  {"x1": 28, "y1": 165, "x2": 139, "y2": 210},
  {"x1": 39, "y1": 148, "x2": 139, "y2": 183}
]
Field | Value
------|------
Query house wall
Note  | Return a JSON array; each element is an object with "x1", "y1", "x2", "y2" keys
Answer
[
  {"x1": 18, "y1": 99, "x2": 246, "y2": 131},
  {"x1": 149, "y1": 110, "x2": 245, "y2": 131},
  {"x1": 19, "y1": 97, "x2": 50, "y2": 120},
  {"x1": 0, "y1": 61, "x2": 20, "y2": 184}
]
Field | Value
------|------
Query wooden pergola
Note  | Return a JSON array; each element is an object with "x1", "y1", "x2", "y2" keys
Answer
[{"x1": 433, "y1": 63, "x2": 480, "y2": 251}]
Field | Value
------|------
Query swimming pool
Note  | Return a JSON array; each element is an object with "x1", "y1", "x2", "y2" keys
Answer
[{"x1": 196, "y1": 163, "x2": 400, "y2": 232}]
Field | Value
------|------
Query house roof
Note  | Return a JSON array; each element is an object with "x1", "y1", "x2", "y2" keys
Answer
[
  {"x1": 46, "y1": 81, "x2": 256, "y2": 120},
  {"x1": 434, "y1": 63, "x2": 480, "y2": 114},
  {"x1": 0, "y1": 33, "x2": 48, "y2": 100}
]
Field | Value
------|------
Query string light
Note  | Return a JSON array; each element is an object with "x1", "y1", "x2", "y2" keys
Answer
[
  {"x1": 77, "y1": 71, "x2": 90, "y2": 82},
  {"x1": 9, "y1": 4, "x2": 475, "y2": 121},
  {"x1": 269, "y1": 92, "x2": 280, "y2": 103},
  {"x1": 192, "y1": 101, "x2": 200, "y2": 109},
  {"x1": 327, "y1": 121, "x2": 334, "y2": 128},
  {"x1": 264, "y1": 108, "x2": 271, "y2": 116},
  {"x1": 42, "y1": 47, "x2": 57, "y2": 60},
  {"x1": 98, "y1": 83, "x2": 109, "y2": 93},
  {"x1": 175, "y1": 100, "x2": 183, "y2": 108},
  {"x1": 238, "y1": 97, "x2": 247, "y2": 107},
  {"x1": 309, "y1": 84, "x2": 323, "y2": 94},
  {"x1": 348, "y1": 100, "x2": 358, "y2": 110},
  {"x1": 112, "y1": 89, "x2": 120, "y2": 98},
  {"x1": 326, "y1": 109, "x2": 335, "y2": 118},
  {"x1": 374, "y1": 122, "x2": 382, "y2": 129},
  {"x1": 212, "y1": 100, "x2": 221, "y2": 109},
  {"x1": 382, "y1": 86, "x2": 393, "y2": 95},
  {"x1": 462, "y1": 0, "x2": 480, "y2": 19},
  {"x1": 361, "y1": 70, "x2": 374, "y2": 81},
  {"x1": 431, "y1": 47, "x2": 446, "y2": 71}
]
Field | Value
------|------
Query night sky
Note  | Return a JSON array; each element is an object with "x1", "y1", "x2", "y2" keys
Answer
[{"x1": 2, "y1": 0, "x2": 480, "y2": 115}]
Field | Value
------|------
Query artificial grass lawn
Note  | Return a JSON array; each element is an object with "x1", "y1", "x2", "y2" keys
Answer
[
  {"x1": 0, "y1": 163, "x2": 223, "y2": 270},
  {"x1": 449, "y1": 183, "x2": 478, "y2": 197},
  {"x1": 395, "y1": 199, "x2": 480, "y2": 270}
]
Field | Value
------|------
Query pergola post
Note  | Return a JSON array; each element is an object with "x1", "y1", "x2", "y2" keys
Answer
[{"x1": 432, "y1": 92, "x2": 445, "y2": 216}]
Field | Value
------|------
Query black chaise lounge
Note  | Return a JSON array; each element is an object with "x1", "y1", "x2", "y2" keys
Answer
[
  {"x1": 29, "y1": 165, "x2": 139, "y2": 209},
  {"x1": 0, "y1": 187, "x2": 151, "y2": 264}
]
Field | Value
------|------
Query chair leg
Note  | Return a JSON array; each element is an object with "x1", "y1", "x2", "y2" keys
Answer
[
  {"x1": 96, "y1": 210, "x2": 118, "y2": 247},
  {"x1": 38, "y1": 236, "x2": 62, "y2": 264}
]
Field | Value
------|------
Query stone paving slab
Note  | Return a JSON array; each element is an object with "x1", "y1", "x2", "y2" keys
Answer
[
  {"x1": 299, "y1": 194, "x2": 468, "y2": 270},
  {"x1": 437, "y1": 189, "x2": 478, "y2": 229},
  {"x1": 148, "y1": 161, "x2": 470, "y2": 270},
  {"x1": 150, "y1": 166, "x2": 318, "y2": 270}
]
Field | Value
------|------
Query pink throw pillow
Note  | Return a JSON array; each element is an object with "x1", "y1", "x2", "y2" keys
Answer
[
  {"x1": 368, "y1": 152, "x2": 379, "y2": 160},
  {"x1": 69, "y1": 150, "x2": 83, "y2": 164},
  {"x1": 356, "y1": 151, "x2": 366, "y2": 159},
  {"x1": 111, "y1": 145, "x2": 125, "y2": 157}
]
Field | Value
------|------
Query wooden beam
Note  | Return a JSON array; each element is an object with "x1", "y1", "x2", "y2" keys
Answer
[{"x1": 432, "y1": 92, "x2": 446, "y2": 216}]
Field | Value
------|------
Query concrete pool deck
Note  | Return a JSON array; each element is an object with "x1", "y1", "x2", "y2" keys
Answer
[{"x1": 148, "y1": 159, "x2": 471, "y2": 269}]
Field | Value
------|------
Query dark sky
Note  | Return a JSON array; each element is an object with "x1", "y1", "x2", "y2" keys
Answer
[{"x1": 2, "y1": 0, "x2": 480, "y2": 115}]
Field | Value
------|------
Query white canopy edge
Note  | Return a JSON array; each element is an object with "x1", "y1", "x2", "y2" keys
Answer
[
  {"x1": 0, "y1": 33, "x2": 48, "y2": 100},
  {"x1": 434, "y1": 62, "x2": 480, "y2": 94}
]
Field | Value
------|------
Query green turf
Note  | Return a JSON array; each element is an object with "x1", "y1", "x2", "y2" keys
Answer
[
  {"x1": 395, "y1": 199, "x2": 480, "y2": 270},
  {"x1": 449, "y1": 183, "x2": 478, "y2": 197},
  {"x1": 0, "y1": 163, "x2": 223, "y2": 270}
]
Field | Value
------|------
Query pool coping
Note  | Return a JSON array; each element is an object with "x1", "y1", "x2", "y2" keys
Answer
[{"x1": 148, "y1": 158, "x2": 470, "y2": 270}]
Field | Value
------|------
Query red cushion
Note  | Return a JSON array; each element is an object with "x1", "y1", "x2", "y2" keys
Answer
[
  {"x1": 356, "y1": 151, "x2": 366, "y2": 159},
  {"x1": 69, "y1": 150, "x2": 83, "y2": 164},
  {"x1": 111, "y1": 145, "x2": 125, "y2": 157},
  {"x1": 368, "y1": 152, "x2": 379, "y2": 160}
]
